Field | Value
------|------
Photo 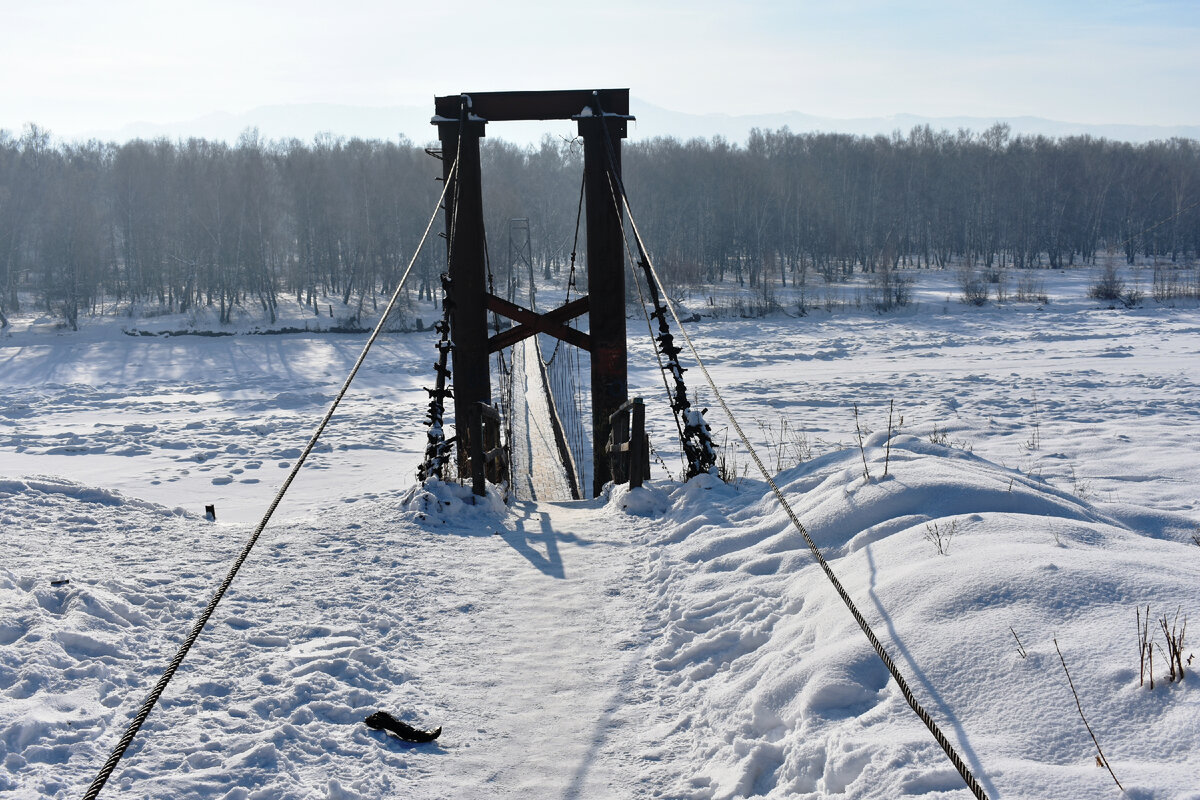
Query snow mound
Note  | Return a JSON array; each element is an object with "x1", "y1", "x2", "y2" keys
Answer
[
  {"x1": 399, "y1": 479, "x2": 508, "y2": 524},
  {"x1": 0, "y1": 476, "x2": 189, "y2": 516},
  {"x1": 608, "y1": 481, "x2": 674, "y2": 516},
  {"x1": 638, "y1": 437, "x2": 1200, "y2": 799}
]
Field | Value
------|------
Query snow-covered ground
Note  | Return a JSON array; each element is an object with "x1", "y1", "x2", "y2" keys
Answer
[{"x1": 2, "y1": 268, "x2": 1199, "y2": 799}]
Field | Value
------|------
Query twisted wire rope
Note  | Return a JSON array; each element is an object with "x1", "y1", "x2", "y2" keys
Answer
[
  {"x1": 81, "y1": 154, "x2": 459, "y2": 800},
  {"x1": 591, "y1": 93, "x2": 991, "y2": 800}
]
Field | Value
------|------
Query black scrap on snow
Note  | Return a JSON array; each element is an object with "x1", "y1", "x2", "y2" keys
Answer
[{"x1": 363, "y1": 711, "x2": 442, "y2": 743}]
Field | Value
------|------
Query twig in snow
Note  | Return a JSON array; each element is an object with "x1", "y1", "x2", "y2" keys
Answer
[
  {"x1": 1010, "y1": 627, "x2": 1027, "y2": 659},
  {"x1": 923, "y1": 519, "x2": 957, "y2": 556},
  {"x1": 1159, "y1": 607, "x2": 1187, "y2": 683},
  {"x1": 853, "y1": 404, "x2": 871, "y2": 481},
  {"x1": 1053, "y1": 638, "x2": 1124, "y2": 792},
  {"x1": 884, "y1": 399, "x2": 902, "y2": 477},
  {"x1": 1137, "y1": 604, "x2": 1154, "y2": 689}
]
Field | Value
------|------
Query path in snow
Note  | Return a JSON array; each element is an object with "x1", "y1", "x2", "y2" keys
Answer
[
  {"x1": 0, "y1": 478, "x2": 668, "y2": 798},
  {"x1": 396, "y1": 492, "x2": 653, "y2": 797}
]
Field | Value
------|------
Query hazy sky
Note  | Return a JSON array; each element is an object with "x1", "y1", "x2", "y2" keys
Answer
[{"x1": 3, "y1": 0, "x2": 1198, "y2": 137}]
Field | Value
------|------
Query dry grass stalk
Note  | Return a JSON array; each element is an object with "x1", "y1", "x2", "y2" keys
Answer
[
  {"x1": 1054, "y1": 639, "x2": 1124, "y2": 793},
  {"x1": 853, "y1": 403, "x2": 871, "y2": 481},
  {"x1": 1159, "y1": 608, "x2": 1187, "y2": 683}
]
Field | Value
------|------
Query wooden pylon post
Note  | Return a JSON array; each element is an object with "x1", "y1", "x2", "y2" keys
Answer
[{"x1": 436, "y1": 105, "x2": 490, "y2": 496}]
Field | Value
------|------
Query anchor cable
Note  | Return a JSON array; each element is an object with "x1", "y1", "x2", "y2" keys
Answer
[
  {"x1": 420, "y1": 107, "x2": 469, "y2": 482},
  {"x1": 604, "y1": 168, "x2": 689, "y2": 477},
  {"x1": 542, "y1": 167, "x2": 586, "y2": 368},
  {"x1": 585, "y1": 104, "x2": 716, "y2": 479},
  {"x1": 591, "y1": 93, "x2": 991, "y2": 800},
  {"x1": 81, "y1": 156, "x2": 458, "y2": 800}
]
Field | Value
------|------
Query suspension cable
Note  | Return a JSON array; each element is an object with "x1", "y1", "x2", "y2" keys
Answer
[
  {"x1": 608, "y1": 169, "x2": 689, "y2": 476},
  {"x1": 81, "y1": 158, "x2": 458, "y2": 800},
  {"x1": 570, "y1": 332, "x2": 589, "y2": 489},
  {"x1": 591, "y1": 94, "x2": 991, "y2": 800},
  {"x1": 587, "y1": 108, "x2": 716, "y2": 479},
  {"x1": 636, "y1": 235, "x2": 995, "y2": 800},
  {"x1": 542, "y1": 167, "x2": 586, "y2": 368},
  {"x1": 536, "y1": 158, "x2": 589, "y2": 489},
  {"x1": 418, "y1": 272, "x2": 456, "y2": 483},
  {"x1": 419, "y1": 102, "x2": 470, "y2": 483}
]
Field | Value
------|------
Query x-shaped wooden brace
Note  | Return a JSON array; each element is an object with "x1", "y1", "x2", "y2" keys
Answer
[{"x1": 486, "y1": 294, "x2": 591, "y2": 353}]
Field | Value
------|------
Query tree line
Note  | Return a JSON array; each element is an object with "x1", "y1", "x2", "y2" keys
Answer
[
  {"x1": 1, "y1": 123, "x2": 1197, "y2": 328},
  {"x1": 624, "y1": 125, "x2": 1199, "y2": 292}
]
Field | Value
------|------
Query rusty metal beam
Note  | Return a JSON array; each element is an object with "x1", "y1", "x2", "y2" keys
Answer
[
  {"x1": 486, "y1": 294, "x2": 592, "y2": 353},
  {"x1": 434, "y1": 89, "x2": 630, "y2": 123},
  {"x1": 487, "y1": 293, "x2": 590, "y2": 326}
]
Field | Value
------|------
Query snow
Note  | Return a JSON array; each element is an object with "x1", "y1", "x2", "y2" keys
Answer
[
  {"x1": 2, "y1": 270, "x2": 1199, "y2": 798},
  {"x1": 636, "y1": 439, "x2": 1198, "y2": 798}
]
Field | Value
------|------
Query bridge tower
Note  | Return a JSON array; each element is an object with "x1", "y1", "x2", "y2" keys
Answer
[
  {"x1": 433, "y1": 89, "x2": 632, "y2": 497},
  {"x1": 507, "y1": 218, "x2": 533, "y2": 306}
]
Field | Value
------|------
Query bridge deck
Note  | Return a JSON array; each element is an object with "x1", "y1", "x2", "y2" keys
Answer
[{"x1": 508, "y1": 336, "x2": 577, "y2": 501}]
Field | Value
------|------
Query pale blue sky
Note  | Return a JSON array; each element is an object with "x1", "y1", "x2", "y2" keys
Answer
[{"x1": 2, "y1": 0, "x2": 1197, "y2": 137}]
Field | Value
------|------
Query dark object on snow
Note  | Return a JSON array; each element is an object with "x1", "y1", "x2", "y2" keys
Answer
[
  {"x1": 50, "y1": 578, "x2": 70, "y2": 587},
  {"x1": 364, "y1": 711, "x2": 441, "y2": 743},
  {"x1": 205, "y1": 504, "x2": 216, "y2": 521}
]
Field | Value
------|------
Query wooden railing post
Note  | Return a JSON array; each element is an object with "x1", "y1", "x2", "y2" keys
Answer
[
  {"x1": 628, "y1": 398, "x2": 646, "y2": 489},
  {"x1": 437, "y1": 106, "x2": 490, "y2": 495},
  {"x1": 606, "y1": 397, "x2": 646, "y2": 490}
]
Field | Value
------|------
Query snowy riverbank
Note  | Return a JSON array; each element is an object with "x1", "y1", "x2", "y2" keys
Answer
[{"x1": 2, "y1": 271, "x2": 1199, "y2": 798}]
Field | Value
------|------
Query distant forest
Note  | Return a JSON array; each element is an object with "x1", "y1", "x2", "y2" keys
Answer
[{"x1": 1, "y1": 123, "x2": 1197, "y2": 328}]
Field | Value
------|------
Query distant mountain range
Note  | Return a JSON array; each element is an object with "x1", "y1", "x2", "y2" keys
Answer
[{"x1": 76, "y1": 99, "x2": 1200, "y2": 146}]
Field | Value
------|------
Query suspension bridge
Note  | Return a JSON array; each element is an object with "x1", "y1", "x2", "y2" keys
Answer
[{"x1": 78, "y1": 90, "x2": 991, "y2": 800}]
